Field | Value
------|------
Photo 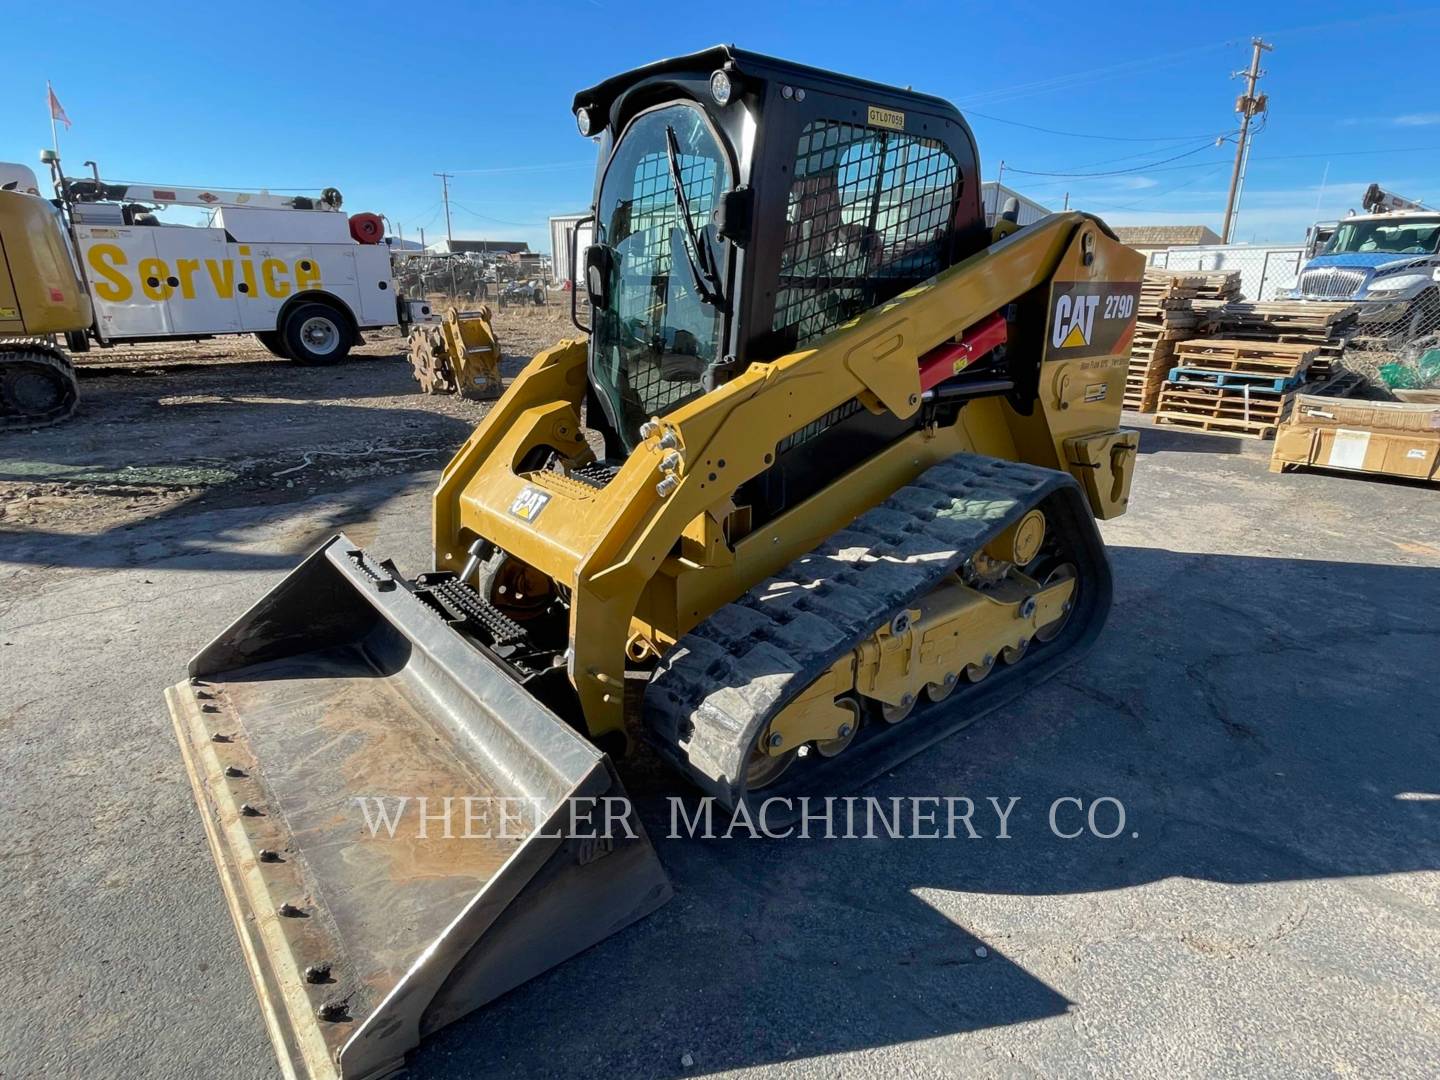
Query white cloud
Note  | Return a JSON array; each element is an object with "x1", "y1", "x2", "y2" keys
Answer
[{"x1": 1394, "y1": 113, "x2": 1440, "y2": 126}]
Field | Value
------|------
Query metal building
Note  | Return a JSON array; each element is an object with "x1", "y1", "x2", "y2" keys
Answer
[
  {"x1": 981, "y1": 182, "x2": 1049, "y2": 227},
  {"x1": 549, "y1": 213, "x2": 593, "y2": 286}
]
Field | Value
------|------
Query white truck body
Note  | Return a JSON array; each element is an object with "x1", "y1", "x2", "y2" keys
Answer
[{"x1": 72, "y1": 207, "x2": 396, "y2": 342}]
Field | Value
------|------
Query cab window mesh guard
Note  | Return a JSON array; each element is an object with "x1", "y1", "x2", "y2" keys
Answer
[
  {"x1": 773, "y1": 120, "x2": 959, "y2": 348},
  {"x1": 612, "y1": 150, "x2": 719, "y2": 418}
]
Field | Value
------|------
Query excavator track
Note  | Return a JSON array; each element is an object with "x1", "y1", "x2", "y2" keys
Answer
[
  {"x1": 0, "y1": 338, "x2": 79, "y2": 429},
  {"x1": 643, "y1": 453, "x2": 1113, "y2": 812}
]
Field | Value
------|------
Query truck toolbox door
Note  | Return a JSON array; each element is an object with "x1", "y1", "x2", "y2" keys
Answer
[
  {"x1": 151, "y1": 226, "x2": 241, "y2": 334},
  {"x1": 75, "y1": 225, "x2": 170, "y2": 339}
]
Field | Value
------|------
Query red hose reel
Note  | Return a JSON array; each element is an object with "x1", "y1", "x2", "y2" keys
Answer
[{"x1": 348, "y1": 212, "x2": 384, "y2": 245}]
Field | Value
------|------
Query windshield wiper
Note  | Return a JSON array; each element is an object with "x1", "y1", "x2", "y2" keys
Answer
[{"x1": 664, "y1": 125, "x2": 726, "y2": 309}]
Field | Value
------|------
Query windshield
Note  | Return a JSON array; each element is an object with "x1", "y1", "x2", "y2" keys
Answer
[
  {"x1": 591, "y1": 103, "x2": 729, "y2": 449},
  {"x1": 1325, "y1": 217, "x2": 1440, "y2": 256}
]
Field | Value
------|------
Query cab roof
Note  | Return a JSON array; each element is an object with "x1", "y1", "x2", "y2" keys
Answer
[{"x1": 572, "y1": 45, "x2": 964, "y2": 124}]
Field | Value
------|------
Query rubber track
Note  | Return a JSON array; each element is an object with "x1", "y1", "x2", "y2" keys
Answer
[
  {"x1": 643, "y1": 453, "x2": 1105, "y2": 809},
  {"x1": 0, "y1": 338, "x2": 78, "y2": 429}
]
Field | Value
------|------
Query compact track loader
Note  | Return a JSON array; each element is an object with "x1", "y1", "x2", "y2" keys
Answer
[{"x1": 169, "y1": 47, "x2": 1143, "y2": 1080}]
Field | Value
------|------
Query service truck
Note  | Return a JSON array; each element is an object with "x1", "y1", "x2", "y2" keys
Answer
[{"x1": 0, "y1": 153, "x2": 429, "y2": 427}]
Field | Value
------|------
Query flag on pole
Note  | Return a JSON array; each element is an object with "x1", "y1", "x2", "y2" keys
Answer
[{"x1": 47, "y1": 83, "x2": 71, "y2": 129}]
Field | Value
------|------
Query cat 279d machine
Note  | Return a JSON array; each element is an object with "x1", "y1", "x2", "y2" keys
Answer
[{"x1": 167, "y1": 47, "x2": 1143, "y2": 1080}]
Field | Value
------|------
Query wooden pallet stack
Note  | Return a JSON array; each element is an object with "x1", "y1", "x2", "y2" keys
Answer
[
  {"x1": 1125, "y1": 270, "x2": 1241, "y2": 412},
  {"x1": 1154, "y1": 338, "x2": 1318, "y2": 439},
  {"x1": 1207, "y1": 301, "x2": 1356, "y2": 382}
]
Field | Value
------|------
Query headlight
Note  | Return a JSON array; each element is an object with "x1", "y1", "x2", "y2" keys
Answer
[
  {"x1": 576, "y1": 107, "x2": 593, "y2": 136},
  {"x1": 710, "y1": 69, "x2": 733, "y2": 107},
  {"x1": 1366, "y1": 272, "x2": 1430, "y2": 294}
]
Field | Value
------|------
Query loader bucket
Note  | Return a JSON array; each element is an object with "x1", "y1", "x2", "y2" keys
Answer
[{"x1": 166, "y1": 535, "x2": 671, "y2": 1080}]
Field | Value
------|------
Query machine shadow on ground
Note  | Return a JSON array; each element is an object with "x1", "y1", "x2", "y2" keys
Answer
[
  {"x1": 72, "y1": 352, "x2": 418, "y2": 396},
  {"x1": 411, "y1": 546, "x2": 1438, "y2": 1079},
  {"x1": 1131, "y1": 423, "x2": 1244, "y2": 456}
]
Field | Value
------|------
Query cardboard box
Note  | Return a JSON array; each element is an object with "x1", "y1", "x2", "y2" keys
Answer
[{"x1": 1270, "y1": 392, "x2": 1440, "y2": 482}]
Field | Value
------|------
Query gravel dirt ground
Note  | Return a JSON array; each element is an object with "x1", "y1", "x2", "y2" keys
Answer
[{"x1": 1, "y1": 323, "x2": 1437, "y2": 1079}]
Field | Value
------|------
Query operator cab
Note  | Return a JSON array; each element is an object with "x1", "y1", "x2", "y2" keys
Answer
[{"x1": 573, "y1": 46, "x2": 987, "y2": 488}]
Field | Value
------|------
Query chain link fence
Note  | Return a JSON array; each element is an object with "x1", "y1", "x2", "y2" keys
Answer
[
  {"x1": 390, "y1": 253, "x2": 555, "y2": 312},
  {"x1": 1149, "y1": 245, "x2": 1440, "y2": 390},
  {"x1": 1338, "y1": 292, "x2": 1440, "y2": 391}
]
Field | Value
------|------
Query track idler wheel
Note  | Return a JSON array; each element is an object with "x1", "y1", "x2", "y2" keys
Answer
[
  {"x1": 745, "y1": 737, "x2": 797, "y2": 790},
  {"x1": 1033, "y1": 562, "x2": 1078, "y2": 644},
  {"x1": 815, "y1": 700, "x2": 861, "y2": 757}
]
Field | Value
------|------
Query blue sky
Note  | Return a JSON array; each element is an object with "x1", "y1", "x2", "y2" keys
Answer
[{"x1": 6, "y1": 1, "x2": 1440, "y2": 253}]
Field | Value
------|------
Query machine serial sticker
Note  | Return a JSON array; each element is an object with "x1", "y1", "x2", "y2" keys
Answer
[
  {"x1": 1044, "y1": 280, "x2": 1142, "y2": 361},
  {"x1": 508, "y1": 485, "x2": 551, "y2": 523},
  {"x1": 1084, "y1": 382, "x2": 1108, "y2": 403},
  {"x1": 867, "y1": 105, "x2": 905, "y2": 131},
  {"x1": 1407, "y1": 447, "x2": 1428, "y2": 459}
]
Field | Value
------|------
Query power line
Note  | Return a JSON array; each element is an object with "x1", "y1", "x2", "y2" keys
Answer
[
  {"x1": 1081, "y1": 165, "x2": 1231, "y2": 212},
  {"x1": 1060, "y1": 134, "x2": 1235, "y2": 173},
  {"x1": 448, "y1": 200, "x2": 546, "y2": 228},
  {"x1": 1004, "y1": 141, "x2": 1224, "y2": 178},
  {"x1": 965, "y1": 109, "x2": 1231, "y2": 144},
  {"x1": 955, "y1": 12, "x2": 1436, "y2": 109},
  {"x1": 956, "y1": 40, "x2": 1237, "y2": 108},
  {"x1": 447, "y1": 161, "x2": 595, "y2": 176}
]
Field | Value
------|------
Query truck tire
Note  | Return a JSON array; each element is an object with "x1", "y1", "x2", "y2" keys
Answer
[
  {"x1": 281, "y1": 303, "x2": 351, "y2": 365},
  {"x1": 254, "y1": 331, "x2": 290, "y2": 359}
]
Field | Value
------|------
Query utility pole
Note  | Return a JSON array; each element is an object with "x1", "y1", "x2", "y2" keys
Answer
[
  {"x1": 434, "y1": 171, "x2": 454, "y2": 249},
  {"x1": 1221, "y1": 37, "x2": 1272, "y2": 244},
  {"x1": 419, "y1": 226, "x2": 426, "y2": 251},
  {"x1": 1062, "y1": 191, "x2": 1069, "y2": 211}
]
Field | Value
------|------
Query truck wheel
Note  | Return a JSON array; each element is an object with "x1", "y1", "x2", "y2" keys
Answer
[
  {"x1": 281, "y1": 303, "x2": 351, "y2": 365},
  {"x1": 254, "y1": 331, "x2": 290, "y2": 359}
]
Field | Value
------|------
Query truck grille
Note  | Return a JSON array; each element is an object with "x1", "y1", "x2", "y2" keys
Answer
[{"x1": 1297, "y1": 266, "x2": 1368, "y2": 299}]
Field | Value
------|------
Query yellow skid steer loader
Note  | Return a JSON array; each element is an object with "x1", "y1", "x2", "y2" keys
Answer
[{"x1": 168, "y1": 47, "x2": 1143, "y2": 1080}]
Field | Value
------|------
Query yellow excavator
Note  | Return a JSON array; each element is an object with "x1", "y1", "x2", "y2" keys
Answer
[
  {"x1": 167, "y1": 47, "x2": 1143, "y2": 1080},
  {"x1": 0, "y1": 166, "x2": 90, "y2": 428}
]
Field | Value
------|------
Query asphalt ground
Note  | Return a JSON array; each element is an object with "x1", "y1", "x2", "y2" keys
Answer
[{"x1": 2, "y1": 340, "x2": 1436, "y2": 1079}]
